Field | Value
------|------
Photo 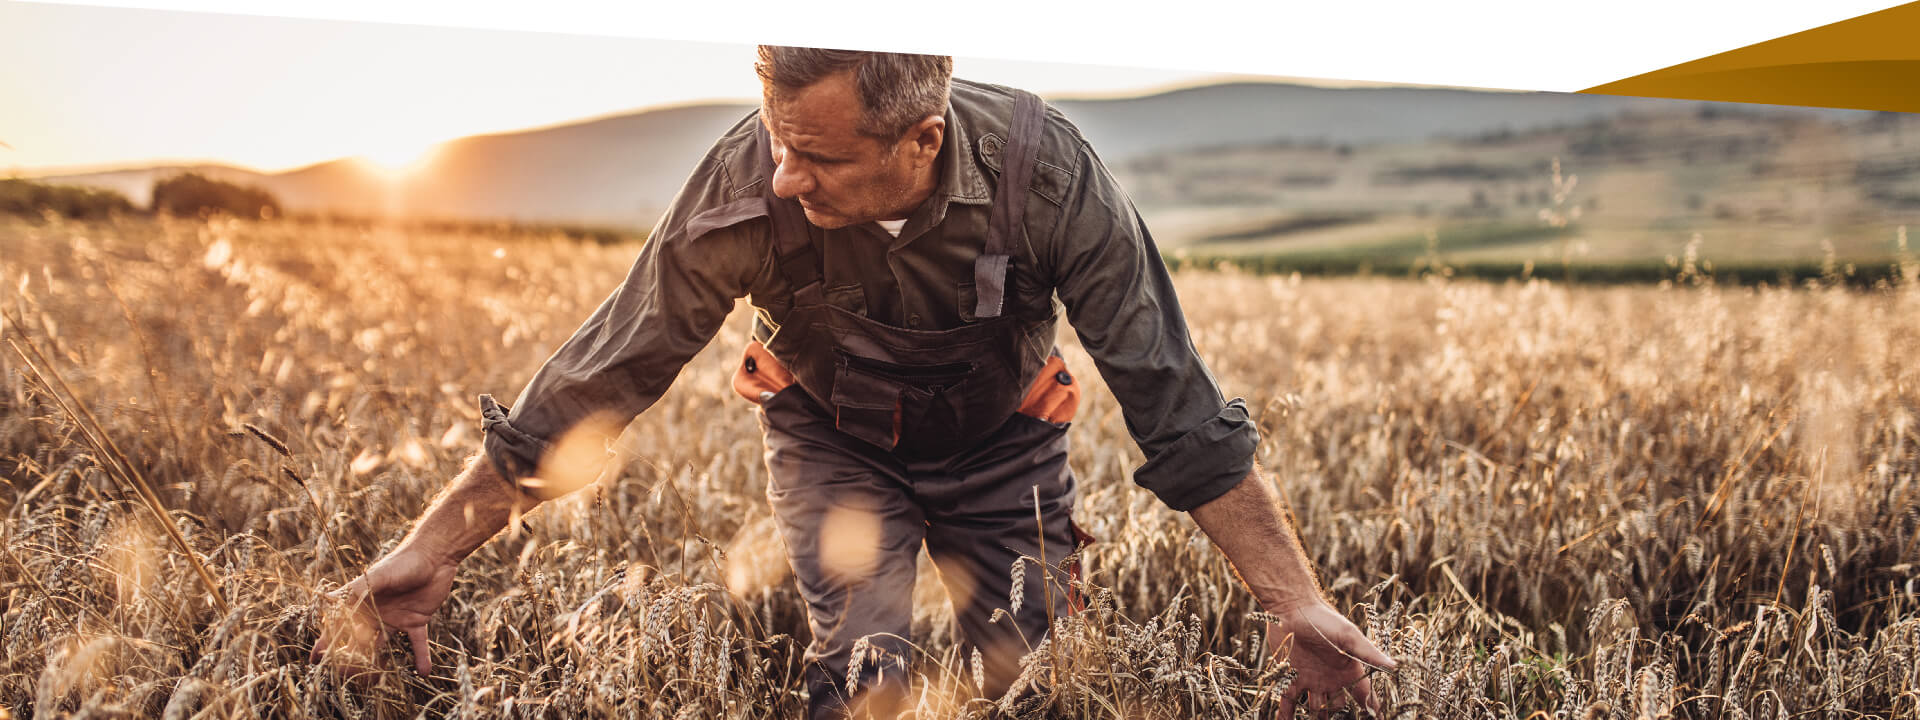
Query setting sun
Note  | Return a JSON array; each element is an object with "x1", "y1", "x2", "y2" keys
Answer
[{"x1": 355, "y1": 142, "x2": 439, "y2": 179}]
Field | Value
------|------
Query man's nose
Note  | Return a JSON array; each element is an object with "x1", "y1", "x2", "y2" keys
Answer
[{"x1": 770, "y1": 150, "x2": 814, "y2": 200}]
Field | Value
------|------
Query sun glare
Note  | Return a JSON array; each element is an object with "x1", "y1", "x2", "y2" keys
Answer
[{"x1": 357, "y1": 142, "x2": 439, "y2": 179}]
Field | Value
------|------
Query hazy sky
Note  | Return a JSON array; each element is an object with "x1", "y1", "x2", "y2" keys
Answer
[{"x1": 2, "y1": 3, "x2": 1253, "y2": 175}]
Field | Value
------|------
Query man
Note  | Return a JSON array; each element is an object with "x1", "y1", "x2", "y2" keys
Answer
[{"x1": 313, "y1": 46, "x2": 1395, "y2": 718}]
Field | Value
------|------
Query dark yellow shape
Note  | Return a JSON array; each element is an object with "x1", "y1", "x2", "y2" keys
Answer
[{"x1": 1582, "y1": 2, "x2": 1920, "y2": 113}]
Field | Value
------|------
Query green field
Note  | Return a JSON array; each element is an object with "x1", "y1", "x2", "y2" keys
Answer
[{"x1": 1162, "y1": 219, "x2": 1918, "y2": 287}]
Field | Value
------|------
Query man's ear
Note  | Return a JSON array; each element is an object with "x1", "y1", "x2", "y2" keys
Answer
[{"x1": 904, "y1": 114, "x2": 945, "y2": 168}]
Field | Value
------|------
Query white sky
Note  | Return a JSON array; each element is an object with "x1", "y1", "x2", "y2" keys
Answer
[
  {"x1": 1, "y1": 3, "x2": 1246, "y2": 174},
  {"x1": 11, "y1": 1, "x2": 1901, "y2": 175}
]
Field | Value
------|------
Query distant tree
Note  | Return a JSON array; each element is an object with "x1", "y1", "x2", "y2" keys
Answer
[
  {"x1": 151, "y1": 173, "x2": 281, "y2": 219},
  {"x1": 0, "y1": 178, "x2": 136, "y2": 220}
]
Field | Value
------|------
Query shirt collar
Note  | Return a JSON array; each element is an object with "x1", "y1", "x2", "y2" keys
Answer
[
  {"x1": 940, "y1": 102, "x2": 992, "y2": 207},
  {"x1": 885, "y1": 101, "x2": 991, "y2": 250}
]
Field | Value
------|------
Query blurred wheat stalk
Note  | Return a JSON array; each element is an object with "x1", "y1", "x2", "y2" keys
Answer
[{"x1": 1, "y1": 214, "x2": 1917, "y2": 719}]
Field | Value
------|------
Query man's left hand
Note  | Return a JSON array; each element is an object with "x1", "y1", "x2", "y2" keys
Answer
[{"x1": 1266, "y1": 601, "x2": 1396, "y2": 718}]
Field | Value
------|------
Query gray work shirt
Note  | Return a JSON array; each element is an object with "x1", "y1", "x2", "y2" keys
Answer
[{"x1": 481, "y1": 78, "x2": 1258, "y2": 511}]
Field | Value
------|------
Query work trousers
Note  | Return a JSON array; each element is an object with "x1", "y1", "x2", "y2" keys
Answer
[{"x1": 757, "y1": 385, "x2": 1082, "y2": 719}]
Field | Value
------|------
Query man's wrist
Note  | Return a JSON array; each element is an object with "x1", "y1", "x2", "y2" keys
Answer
[
  {"x1": 394, "y1": 533, "x2": 466, "y2": 567},
  {"x1": 1259, "y1": 590, "x2": 1328, "y2": 616},
  {"x1": 1188, "y1": 464, "x2": 1329, "y2": 616}
]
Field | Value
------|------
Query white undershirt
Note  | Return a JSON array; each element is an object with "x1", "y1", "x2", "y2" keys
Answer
[{"x1": 876, "y1": 218, "x2": 907, "y2": 237}]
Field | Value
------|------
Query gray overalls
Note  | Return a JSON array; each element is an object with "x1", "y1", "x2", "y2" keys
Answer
[
  {"x1": 479, "y1": 78, "x2": 1260, "y2": 716},
  {"x1": 743, "y1": 91, "x2": 1086, "y2": 718}
]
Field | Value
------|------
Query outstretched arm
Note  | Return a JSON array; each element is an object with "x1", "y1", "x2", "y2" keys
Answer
[
  {"x1": 1189, "y1": 463, "x2": 1397, "y2": 717},
  {"x1": 1039, "y1": 131, "x2": 1396, "y2": 712},
  {"x1": 311, "y1": 456, "x2": 539, "y2": 676},
  {"x1": 1188, "y1": 463, "x2": 1318, "y2": 610},
  {"x1": 311, "y1": 113, "x2": 775, "y2": 677},
  {"x1": 394, "y1": 455, "x2": 541, "y2": 566}
]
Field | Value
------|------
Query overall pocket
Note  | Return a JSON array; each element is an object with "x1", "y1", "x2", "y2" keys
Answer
[{"x1": 830, "y1": 351, "x2": 975, "y2": 451}]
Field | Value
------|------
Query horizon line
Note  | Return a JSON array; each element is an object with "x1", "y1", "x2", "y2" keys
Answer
[{"x1": 7, "y1": 76, "x2": 1523, "y2": 178}]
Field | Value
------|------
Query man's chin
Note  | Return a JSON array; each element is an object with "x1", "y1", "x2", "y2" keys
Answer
[{"x1": 800, "y1": 207, "x2": 853, "y2": 230}]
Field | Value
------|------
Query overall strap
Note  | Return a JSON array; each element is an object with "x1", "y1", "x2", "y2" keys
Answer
[
  {"x1": 974, "y1": 90, "x2": 1046, "y2": 320},
  {"x1": 757, "y1": 122, "x2": 826, "y2": 307}
]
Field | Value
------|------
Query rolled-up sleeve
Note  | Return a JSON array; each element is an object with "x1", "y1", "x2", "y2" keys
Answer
[
  {"x1": 481, "y1": 126, "x2": 771, "y2": 499},
  {"x1": 1046, "y1": 141, "x2": 1259, "y2": 511}
]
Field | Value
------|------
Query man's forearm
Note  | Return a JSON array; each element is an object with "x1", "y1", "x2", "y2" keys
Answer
[
  {"x1": 1187, "y1": 462, "x2": 1324, "y2": 612},
  {"x1": 396, "y1": 455, "x2": 544, "y2": 564}
]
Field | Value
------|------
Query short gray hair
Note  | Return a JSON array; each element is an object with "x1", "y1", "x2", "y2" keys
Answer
[{"x1": 755, "y1": 46, "x2": 953, "y2": 141}]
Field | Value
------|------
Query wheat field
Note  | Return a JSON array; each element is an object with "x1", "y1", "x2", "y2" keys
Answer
[{"x1": 2, "y1": 215, "x2": 1918, "y2": 719}]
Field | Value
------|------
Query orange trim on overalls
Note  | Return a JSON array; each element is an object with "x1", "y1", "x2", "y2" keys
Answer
[
  {"x1": 736, "y1": 342, "x2": 906, "y2": 443},
  {"x1": 738, "y1": 341, "x2": 1095, "y2": 612},
  {"x1": 731, "y1": 341, "x2": 796, "y2": 403},
  {"x1": 1016, "y1": 354, "x2": 1080, "y2": 424},
  {"x1": 737, "y1": 344, "x2": 1082, "y2": 426},
  {"x1": 1023, "y1": 355, "x2": 1089, "y2": 611}
]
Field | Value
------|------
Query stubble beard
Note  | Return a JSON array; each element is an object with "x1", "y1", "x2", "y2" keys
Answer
[
  {"x1": 813, "y1": 155, "x2": 918, "y2": 230},
  {"x1": 797, "y1": 139, "x2": 926, "y2": 231}
]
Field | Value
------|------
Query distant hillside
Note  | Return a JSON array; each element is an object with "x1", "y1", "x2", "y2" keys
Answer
[
  {"x1": 389, "y1": 103, "x2": 759, "y2": 226},
  {"x1": 27, "y1": 81, "x2": 1875, "y2": 228},
  {"x1": 1048, "y1": 83, "x2": 1848, "y2": 158}
]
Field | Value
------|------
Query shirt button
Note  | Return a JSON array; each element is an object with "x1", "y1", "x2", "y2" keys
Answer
[
  {"x1": 1055, "y1": 370, "x2": 1073, "y2": 385},
  {"x1": 908, "y1": 314, "x2": 922, "y2": 327}
]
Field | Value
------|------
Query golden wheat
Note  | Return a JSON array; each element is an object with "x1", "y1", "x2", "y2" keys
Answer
[{"x1": 2, "y1": 214, "x2": 1916, "y2": 718}]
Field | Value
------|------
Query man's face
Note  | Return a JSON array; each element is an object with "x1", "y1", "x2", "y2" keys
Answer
[{"x1": 762, "y1": 72, "x2": 927, "y2": 230}]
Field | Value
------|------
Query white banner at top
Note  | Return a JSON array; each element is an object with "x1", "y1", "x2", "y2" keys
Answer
[{"x1": 17, "y1": 0, "x2": 1909, "y2": 92}]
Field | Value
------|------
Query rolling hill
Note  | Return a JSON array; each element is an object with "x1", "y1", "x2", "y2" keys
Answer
[{"x1": 25, "y1": 81, "x2": 1873, "y2": 228}]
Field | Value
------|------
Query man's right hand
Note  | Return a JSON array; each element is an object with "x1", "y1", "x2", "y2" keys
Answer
[
  {"x1": 311, "y1": 545, "x2": 458, "y2": 677},
  {"x1": 1267, "y1": 601, "x2": 1395, "y2": 718},
  {"x1": 310, "y1": 454, "x2": 540, "y2": 677}
]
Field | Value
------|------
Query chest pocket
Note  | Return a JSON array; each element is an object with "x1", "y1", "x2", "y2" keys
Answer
[
  {"x1": 957, "y1": 282, "x2": 978, "y2": 323},
  {"x1": 958, "y1": 265, "x2": 1054, "y2": 323},
  {"x1": 826, "y1": 283, "x2": 868, "y2": 317},
  {"x1": 978, "y1": 133, "x2": 1073, "y2": 208},
  {"x1": 976, "y1": 130, "x2": 1069, "y2": 323}
]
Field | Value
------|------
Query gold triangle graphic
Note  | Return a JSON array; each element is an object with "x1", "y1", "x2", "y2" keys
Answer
[{"x1": 1581, "y1": 2, "x2": 1920, "y2": 113}]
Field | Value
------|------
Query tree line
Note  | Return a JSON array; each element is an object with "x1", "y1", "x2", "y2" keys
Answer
[{"x1": 1, "y1": 172, "x2": 280, "y2": 221}]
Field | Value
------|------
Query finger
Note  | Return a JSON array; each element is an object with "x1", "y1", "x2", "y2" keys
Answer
[
  {"x1": 311, "y1": 627, "x2": 330, "y2": 664},
  {"x1": 311, "y1": 605, "x2": 348, "y2": 664},
  {"x1": 1354, "y1": 676, "x2": 1380, "y2": 718},
  {"x1": 315, "y1": 607, "x2": 376, "y2": 676},
  {"x1": 1326, "y1": 686, "x2": 1351, "y2": 712},
  {"x1": 323, "y1": 590, "x2": 358, "y2": 618},
  {"x1": 1277, "y1": 692, "x2": 1296, "y2": 719},
  {"x1": 1309, "y1": 690, "x2": 1328, "y2": 720},
  {"x1": 1342, "y1": 634, "x2": 1397, "y2": 671},
  {"x1": 408, "y1": 625, "x2": 433, "y2": 677},
  {"x1": 326, "y1": 581, "x2": 357, "y2": 604}
]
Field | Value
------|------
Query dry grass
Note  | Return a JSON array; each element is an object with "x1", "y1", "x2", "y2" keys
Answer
[{"x1": 2, "y1": 214, "x2": 1917, "y2": 718}]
